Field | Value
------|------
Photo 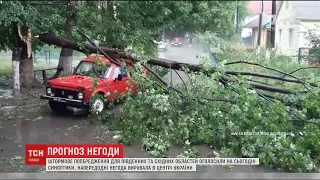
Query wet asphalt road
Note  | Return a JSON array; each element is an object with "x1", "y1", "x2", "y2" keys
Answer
[
  {"x1": 160, "y1": 39, "x2": 202, "y2": 85},
  {"x1": 0, "y1": 41, "x2": 281, "y2": 175}
]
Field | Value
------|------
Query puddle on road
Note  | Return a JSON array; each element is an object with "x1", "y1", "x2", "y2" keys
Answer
[
  {"x1": 0, "y1": 106, "x2": 15, "y2": 116},
  {"x1": 0, "y1": 89, "x2": 13, "y2": 99}
]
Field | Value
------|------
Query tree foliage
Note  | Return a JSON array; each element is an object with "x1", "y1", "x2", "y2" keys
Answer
[
  {"x1": 166, "y1": 1, "x2": 248, "y2": 38},
  {"x1": 75, "y1": 1, "x2": 193, "y2": 55},
  {"x1": 0, "y1": 1, "x2": 248, "y2": 56},
  {"x1": 0, "y1": 1, "x2": 65, "y2": 51},
  {"x1": 303, "y1": 25, "x2": 320, "y2": 61},
  {"x1": 95, "y1": 40, "x2": 320, "y2": 173},
  {"x1": 74, "y1": 1, "x2": 248, "y2": 55}
]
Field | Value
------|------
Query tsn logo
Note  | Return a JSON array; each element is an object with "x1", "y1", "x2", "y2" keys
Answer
[
  {"x1": 27, "y1": 150, "x2": 44, "y2": 164},
  {"x1": 25, "y1": 145, "x2": 46, "y2": 165},
  {"x1": 28, "y1": 149, "x2": 44, "y2": 157}
]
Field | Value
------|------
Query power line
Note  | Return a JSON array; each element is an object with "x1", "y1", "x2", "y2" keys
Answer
[{"x1": 271, "y1": 0, "x2": 276, "y2": 48}]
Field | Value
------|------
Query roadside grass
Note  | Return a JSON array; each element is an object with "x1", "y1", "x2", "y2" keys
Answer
[
  {"x1": 0, "y1": 55, "x2": 85, "y2": 78},
  {"x1": 0, "y1": 56, "x2": 59, "y2": 77},
  {"x1": 0, "y1": 56, "x2": 12, "y2": 77}
]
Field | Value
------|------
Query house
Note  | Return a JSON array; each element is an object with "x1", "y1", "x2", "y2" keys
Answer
[
  {"x1": 241, "y1": 1, "x2": 272, "y2": 46},
  {"x1": 248, "y1": 1, "x2": 272, "y2": 15},
  {"x1": 275, "y1": 1, "x2": 320, "y2": 56},
  {"x1": 244, "y1": 13, "x2": 271, "y2": 48}
]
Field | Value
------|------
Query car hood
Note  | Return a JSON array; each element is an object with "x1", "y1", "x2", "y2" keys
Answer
[{"x1": 49, "y1": 75, "x2": 96, "y2": 89}]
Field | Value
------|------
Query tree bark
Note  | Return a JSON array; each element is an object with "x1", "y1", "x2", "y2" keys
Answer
[
  {"x1": 57, "y1": 48, "x2": 74, "y2": 77},
  {"x1": 12, "y1": 47, "x2": 22, "y2": 97},
  {"x1": 19, "y1": 43, "x2": 34, "y2": 89},
  {"x1": 105, "y1": 1, "x2": 115, "y2": 48},
  {"x1": 37, "y1": 32, "x2": 120, "y2": 60},
  {"x1": 106, "y1": 42, "x2": 113, "y2": 48},
  {"x1": 54, "y1": 2, "x2": 76, "y2": 78},
  {"x1": 18, "y1": 26, "x2": 34, "y2": 89}
]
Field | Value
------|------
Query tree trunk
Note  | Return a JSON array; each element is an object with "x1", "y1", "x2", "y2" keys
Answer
[
  {"x1": 18, "y1": 26, "x2": 34, "y2": 90},
  {"x1": 32, "y1": 50, "x2": 36, "y2": 62},
  {"x1": 19, "y1": 43, "x2": 34, "y2": 89},
  {"x1": 37, "y1": 33, "x2": 118, "y2": 56},
  {"x1": 54, "y1": 2, "x2": 76, "y2": 78},
  {"x1": 106, "y1": 42, "x2": 113, "y2": 48},
  {"x1": 57, "y1": 48, "x2": 74, "y2": 76},
  {"x1": 12, "y1": 48, "x2": 22, "y2": 97}
]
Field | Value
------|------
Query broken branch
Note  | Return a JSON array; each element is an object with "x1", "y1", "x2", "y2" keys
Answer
[
  {"x1": 285, "y1": 66, "x2": 320, "y2": 77},
  {"x1": 224, "y1": 61, "x2": 315, "y2": 95},
  {"x1": 226, "y1": 71, "x2": 304, "y2": 83}
]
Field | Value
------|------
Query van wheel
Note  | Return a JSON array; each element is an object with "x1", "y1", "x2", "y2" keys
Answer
[
  {"x1": 49, "y1": 101, "x2": 67, "y2": 113},
  {"x1": 89, "y1": 95, "x2": 105, "y2": 114}
]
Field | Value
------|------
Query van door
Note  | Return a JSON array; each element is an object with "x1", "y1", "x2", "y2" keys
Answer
[
  {"x1": 119, "y1": 67, "x2": 131, "y2": 94},
  {"x1": 109, "y1": 67, "x2": 129, "y2": 97}
]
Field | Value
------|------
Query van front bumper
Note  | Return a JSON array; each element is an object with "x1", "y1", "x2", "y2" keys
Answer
[{"x1": 40, "y1": 95, "x2": 89, "y2": 108}]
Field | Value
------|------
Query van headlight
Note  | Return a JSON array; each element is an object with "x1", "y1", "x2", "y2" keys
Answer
[
  {"x1": 78, "y1": 92, "x2": 84, "y2": 100},
  {"x1": 46, "y1": 88, "x2": 52, "y2": 94}
]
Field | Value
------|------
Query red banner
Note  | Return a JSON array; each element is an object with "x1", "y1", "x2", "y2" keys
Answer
[{"x1": 25, "y1": 144, "x2": 124, "y2": 165}]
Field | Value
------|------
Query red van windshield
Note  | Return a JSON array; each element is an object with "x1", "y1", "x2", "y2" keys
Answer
[{"x1": 74, "y1": 61, "x2": 111, "y2": 78}]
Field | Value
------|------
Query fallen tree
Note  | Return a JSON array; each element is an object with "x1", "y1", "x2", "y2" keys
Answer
[
  {"x1": 36, "y1": 32, "x2": 316, "y2": 95},
  {"x1": 37, "y1": 32, "x2": 121, "y2": 58},
  {"x1": 36, "y1": 31, "x2": 320, "y2": 173}
]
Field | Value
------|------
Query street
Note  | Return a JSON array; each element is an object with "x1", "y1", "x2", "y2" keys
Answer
[
  {"x1": 159, "y1": 39, "x2": 202, "y2": 86},
  {"x1": 158, "y1": 39, "x2": 202, "y2": 65}
]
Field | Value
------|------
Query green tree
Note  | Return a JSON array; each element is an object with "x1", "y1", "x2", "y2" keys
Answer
[
  {"x1": 303, "y1": 25, "x2": 320, "y2": 64},
  {"x1": 73, "y1": 1, "x2": 248, "y2": 55},
  {"x1": 0, "y1": 1, "x2": 65, "y2": 92},
  {"x1": 166, "y1": 1, "x2": 248, "y2": 39},
  {"x1": 75, "y1": 1, "x2": 194, "y2": 55},
  {"x1": 54, "y1": 1, "x2": 77, "y2": 77},
  {"x1": 43, "y1": 1, "x2": 248, "y2": 76}
]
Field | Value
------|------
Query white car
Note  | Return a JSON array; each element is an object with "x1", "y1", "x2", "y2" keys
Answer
[{"x1": 155, "y1": 40, "x2": 168, "y2": 51}]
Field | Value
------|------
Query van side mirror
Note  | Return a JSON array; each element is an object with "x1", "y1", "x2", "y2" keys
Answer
[{"x1": 117, "y1": 74, "x2": 123, "y2": 81}]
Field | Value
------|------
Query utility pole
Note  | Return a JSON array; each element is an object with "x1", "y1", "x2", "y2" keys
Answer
[
  {"x1": 236, "y1": 3, "x2": 240, "y2": 34},
  {"x1": 257, "y1": 0, "x2": 264, "y2": 54},
  {"x1": 271, "y1": 0, "x2": 276, "y2": 48},
  {"x1": 234, "y1": 1, "x2": 240, "y2": 35}
]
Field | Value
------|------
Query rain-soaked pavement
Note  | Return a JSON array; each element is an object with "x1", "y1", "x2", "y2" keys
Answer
[{"x1": 0, "y1": 40, "x2": 282, "y2": 175}]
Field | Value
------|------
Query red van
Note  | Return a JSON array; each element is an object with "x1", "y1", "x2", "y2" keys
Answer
[{"x1": 40, "y1": 55, "x2": 144, "y2": 114}]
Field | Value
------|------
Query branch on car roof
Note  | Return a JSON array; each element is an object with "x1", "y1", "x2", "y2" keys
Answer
[{"x1": 76, "y1": 30, "x2": 122, "y2": 66}]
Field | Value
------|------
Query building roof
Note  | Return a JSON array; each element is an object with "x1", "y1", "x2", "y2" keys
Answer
[
  {"x1": 243, "y1": 13, "x2": 271, "y2": 28},
  {"x1": 248, "y1": 1, "x2": 272, "y2": 16},
  {"x1": 295, "y1": 6, "x2": 320, "y2": 20},
  {"x1": 277, "y1": 1, "x2": 320, "y2": 20}
]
